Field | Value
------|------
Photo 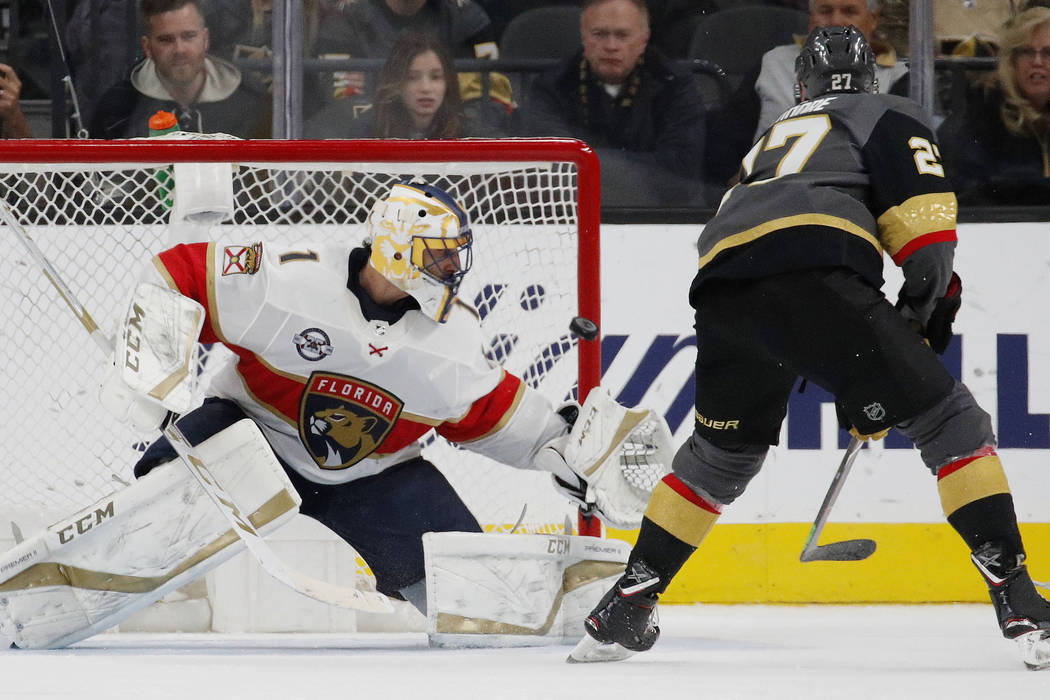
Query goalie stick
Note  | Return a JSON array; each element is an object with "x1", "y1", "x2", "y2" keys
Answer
[
  {"x1": 0, "y1": 199, "x2": 393, "y2": 614},
  {"x1": 800, "y1": 436, "x2": 877, "y2": 562},
  {"x1": 163, "y1": 422, "x2": 392, "y2": 612}
]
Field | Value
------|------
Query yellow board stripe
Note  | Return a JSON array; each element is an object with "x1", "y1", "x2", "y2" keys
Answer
[
  {"x1": 644, "y1": 481, "x2": 720, "y2": 546},
  {"x1": 605, "y1": 522, "x2": 1050, "y2": 603},
  {"x1": 936, "y1": 454, "x2": 1011, "y2": 517}
]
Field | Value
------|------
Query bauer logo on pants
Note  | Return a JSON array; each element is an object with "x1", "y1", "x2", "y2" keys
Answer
[{"x1": 299, "y1": 372, "x2": 403, "y2": 470}]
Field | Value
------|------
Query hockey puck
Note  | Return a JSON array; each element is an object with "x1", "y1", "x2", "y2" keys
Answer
[{"x1": 569, "y1": 316, "x2": 599, "y2": 341}]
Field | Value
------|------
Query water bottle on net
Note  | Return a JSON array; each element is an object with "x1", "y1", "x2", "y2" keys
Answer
[{"x1": 148, "y1": 110, "x2": 179, "y2": 210}]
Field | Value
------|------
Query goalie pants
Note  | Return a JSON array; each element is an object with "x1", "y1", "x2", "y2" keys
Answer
[
  {"x1": 134, "y1": 398, "x2": 482, "y2": 598},
  {"x1": 691, "y1": 267, "x2": 956, "y2": 446}
]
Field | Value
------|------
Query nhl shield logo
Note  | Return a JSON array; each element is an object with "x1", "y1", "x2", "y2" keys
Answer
[
  {"x1": 862, "y1": 402, "x2": 886, "y2": 422},
  {"x1": 299, "y1": 372, "x2": 403, "y2": 469}
]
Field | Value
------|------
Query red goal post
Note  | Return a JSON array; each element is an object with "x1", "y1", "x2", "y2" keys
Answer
[{"x1": 0, "y1": 137, "x2": 601, "y2": 538}]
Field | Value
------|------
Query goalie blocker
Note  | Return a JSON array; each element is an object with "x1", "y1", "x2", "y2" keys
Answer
[{"x1": 0, "y1": 420, "x2": 300, "y2": 649}]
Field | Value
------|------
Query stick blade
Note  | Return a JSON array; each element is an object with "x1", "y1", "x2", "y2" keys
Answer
[
  {"x1": 800, "y1": 538, "x2": 877, "y2": 562},
  {"x1": 566, "y1": 634, "x2": 636, "y2": 663}
]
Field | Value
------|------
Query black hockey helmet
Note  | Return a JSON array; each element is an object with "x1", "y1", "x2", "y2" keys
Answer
[{"x1": 794, "y1": 25, "x2": 878, "y2": 100}]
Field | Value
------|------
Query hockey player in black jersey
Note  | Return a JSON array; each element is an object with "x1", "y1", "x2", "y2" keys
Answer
[{"x1": 570, "y1": 25, "x2": 1050, "y2": 669}]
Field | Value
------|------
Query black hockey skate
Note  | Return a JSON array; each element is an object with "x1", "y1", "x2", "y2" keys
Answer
[
  {"x1": 567, "y1": 559, "x2": 661, "y2": 663},
  {"x1": 971, "y1": 541, "x2": 1050, "y2": 670},
  {"x1": 972, "y1": 542, "x2": 1050, "y2": 639}
]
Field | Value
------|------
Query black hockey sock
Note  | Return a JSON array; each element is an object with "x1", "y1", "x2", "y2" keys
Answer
[
  {"x1": 626, "y1": 517, "x2": 697, "y2": 594},
  {"x1": 946, "y1": 493, "x2": 1025, "y2": 559}
]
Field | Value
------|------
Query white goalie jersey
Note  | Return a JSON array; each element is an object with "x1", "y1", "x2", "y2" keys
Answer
[{"x1": 146, "y1": 241, "x2": 566, "y2": 485}]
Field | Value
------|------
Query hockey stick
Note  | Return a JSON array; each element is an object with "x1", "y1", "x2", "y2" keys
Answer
[
  {"x1": 163, "y1": 423, "x2": 392, "y2": 612},
  {"x1": 0, "y1": 202, "x2": 112, "y2": 355},
  {"x1": 800, "y1": 436, "x2": 877, "y2": 562},
  {"x1": 1, "y1": 199, "x2": 393, "y2": 613}
]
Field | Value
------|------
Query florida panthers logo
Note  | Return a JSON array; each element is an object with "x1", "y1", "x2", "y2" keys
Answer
[{"x1": 299, "y1": 372, "x2": 403, "y2": 469}]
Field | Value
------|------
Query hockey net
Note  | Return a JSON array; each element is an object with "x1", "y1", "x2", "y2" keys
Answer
[{"x1": 0, "y1": 138, "x2": 600, "y2": 545}]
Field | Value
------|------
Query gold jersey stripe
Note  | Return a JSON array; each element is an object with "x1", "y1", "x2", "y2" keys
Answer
[
  {"x1": 877, "y1": 192, "x2": 958, "y2": 257},
  {"x1": 937, "y1": 454, "x2": 1011, "y2": 517},
  {"x1": 698, "y1": 213, "x2": 882, "y2": 271},
  {"x1": 644, "y1": 481, "x2": 721, "y2": 546},
  {"x1": 452, "y1": 370, "x2": 522, "y2": 443}
]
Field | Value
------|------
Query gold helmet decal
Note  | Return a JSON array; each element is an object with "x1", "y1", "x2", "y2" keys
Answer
[{"x1": 367, "y1": 182, "x2": 473, "y2": 323}]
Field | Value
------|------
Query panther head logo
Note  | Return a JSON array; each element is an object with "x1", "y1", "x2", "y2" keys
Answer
[
  {"x1": 310, "y1": 406, "x2": 379, "y2": 467},
  {"x1": 299, "y1": 372, "x2": 403, "y2": 470}
]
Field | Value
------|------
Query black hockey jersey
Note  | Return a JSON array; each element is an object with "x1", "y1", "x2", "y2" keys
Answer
[{"x1": 692, "y1": 92, "x2": 957, "y2": 299}]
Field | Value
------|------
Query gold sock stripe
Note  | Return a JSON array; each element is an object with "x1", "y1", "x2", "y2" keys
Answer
[
  {"x1": 937, "y1": 452, "x2": 1010, "y2": 517},
  {"x1": 644, "y1": 480, "x2": 720, "y2": 546}
]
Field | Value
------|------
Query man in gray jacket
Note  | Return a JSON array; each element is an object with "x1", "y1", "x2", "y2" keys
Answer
[{"x1": 90, "y1": 0, "x2": 268, "y2": 139}]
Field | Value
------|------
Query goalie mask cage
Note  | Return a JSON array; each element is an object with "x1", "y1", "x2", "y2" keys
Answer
[{"x1": 0, "y1": 138, "x2": 600, "y2": 546}]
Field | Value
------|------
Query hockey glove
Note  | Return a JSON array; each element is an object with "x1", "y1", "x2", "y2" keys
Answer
[
  {"x1": 836, "y1": 402, "x2": 889, "y2": 441},
  {"x1": 849, "y1": 425, "x2": 890, "y2": 442},
  {"x1": 924, "y1": 272, "x2": 962, "y2": 355}
]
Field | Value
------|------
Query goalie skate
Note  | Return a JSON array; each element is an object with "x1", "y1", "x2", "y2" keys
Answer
[{"x1": 1018, "y1": 630, "x2": 1050, "y2": 671}]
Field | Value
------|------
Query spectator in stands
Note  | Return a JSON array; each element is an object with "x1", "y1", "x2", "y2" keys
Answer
[
  {"x1": 65, "y1": 0, "x2": 144, "y2": 131},
  {"x1": 0, "y1": 63, "x2": 33, "y2": 138},
  {"x1": 524, "y1": 0, "x2": 707, "y2": 206},
  {"x1": 89, "y1": 0, "x2": 269, "y2": 139},
  {"x1": 305, "y1": 30, "x2": 498, "y2": 138},
  {"x1": 205, "y1": 0, "x2": 319, "y2": 60},
  {"x1": 937, "y1": 6, "x2": 1050, "y2": 206},
  {"x1": 314, "y1": 0, "x2": 512, "y2": 129},
  {"x1": 751, "y1": 0, "x2": 908, "y2": 139}
]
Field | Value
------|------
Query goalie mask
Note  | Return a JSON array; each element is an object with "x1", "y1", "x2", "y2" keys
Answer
[
  {"x1": 794, "y1": 25, "x2": 878, "y2": 102},
  {"x1": 367, "y1": 182, "x2": 473, "y2": 323}
]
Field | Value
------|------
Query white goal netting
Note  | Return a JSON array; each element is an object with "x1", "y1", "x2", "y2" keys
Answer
[{"x1": 0, "y1": 138, "x2": 600, "y2": 540}]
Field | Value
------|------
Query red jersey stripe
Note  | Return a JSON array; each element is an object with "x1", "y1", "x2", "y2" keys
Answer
[
  {"x1": 937, "y1": 445, "x2": 998, "y2": 480},
  {"x1": 439, "y1": 371, "x2": 523, "y2": 443},
  {"x1": 663, "y1": 474, "x2": 722, "y2": 514},
  {"x1": 891, "y1": 229, "x2": 957, "y2": 265},
  {"x1": 155, "y1": 243, "x2": 224, "y2": 344}
]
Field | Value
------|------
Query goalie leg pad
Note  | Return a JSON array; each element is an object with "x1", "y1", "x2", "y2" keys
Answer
[
  {"x1": 423, "y1": 532, "x2": 629, "y2": 648},
  {"x1": 0, "y1": 419, "x2": 299, "y2": 649}
]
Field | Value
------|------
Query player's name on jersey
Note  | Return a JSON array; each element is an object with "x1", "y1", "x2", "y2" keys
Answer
[{"x1": 779, "y1": 95, "x2": 839, "y2": 121}]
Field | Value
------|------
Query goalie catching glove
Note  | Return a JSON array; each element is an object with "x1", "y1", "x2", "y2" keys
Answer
[{"x1": 536, "y1": 389, "x2": 674, "y2": 529}]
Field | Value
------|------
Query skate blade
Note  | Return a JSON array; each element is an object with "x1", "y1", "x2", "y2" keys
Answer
[
  {"x1": 566, "y1": 634, "x2": 636, "y2": 663},
  {"x1": 1017, "y1": 630, "x2": 1050, "y2": 671}
]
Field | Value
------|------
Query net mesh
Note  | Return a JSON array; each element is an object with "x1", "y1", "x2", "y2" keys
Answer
[{"x1": 0, "y1": 144, "x2": 593, "y2": 536}]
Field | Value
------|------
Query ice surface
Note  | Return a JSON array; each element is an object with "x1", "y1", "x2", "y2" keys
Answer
[{"x1": 1, "y1": 604, "x2": 1043, "y2": 699}]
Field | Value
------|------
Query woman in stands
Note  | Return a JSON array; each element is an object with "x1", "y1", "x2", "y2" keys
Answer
[
  {"x1": 305, "y1": 31, "x2": 499, "y2": 139},
  {"x1": 937, "y1": 6, "x2": 1050, "y2": 206}
]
